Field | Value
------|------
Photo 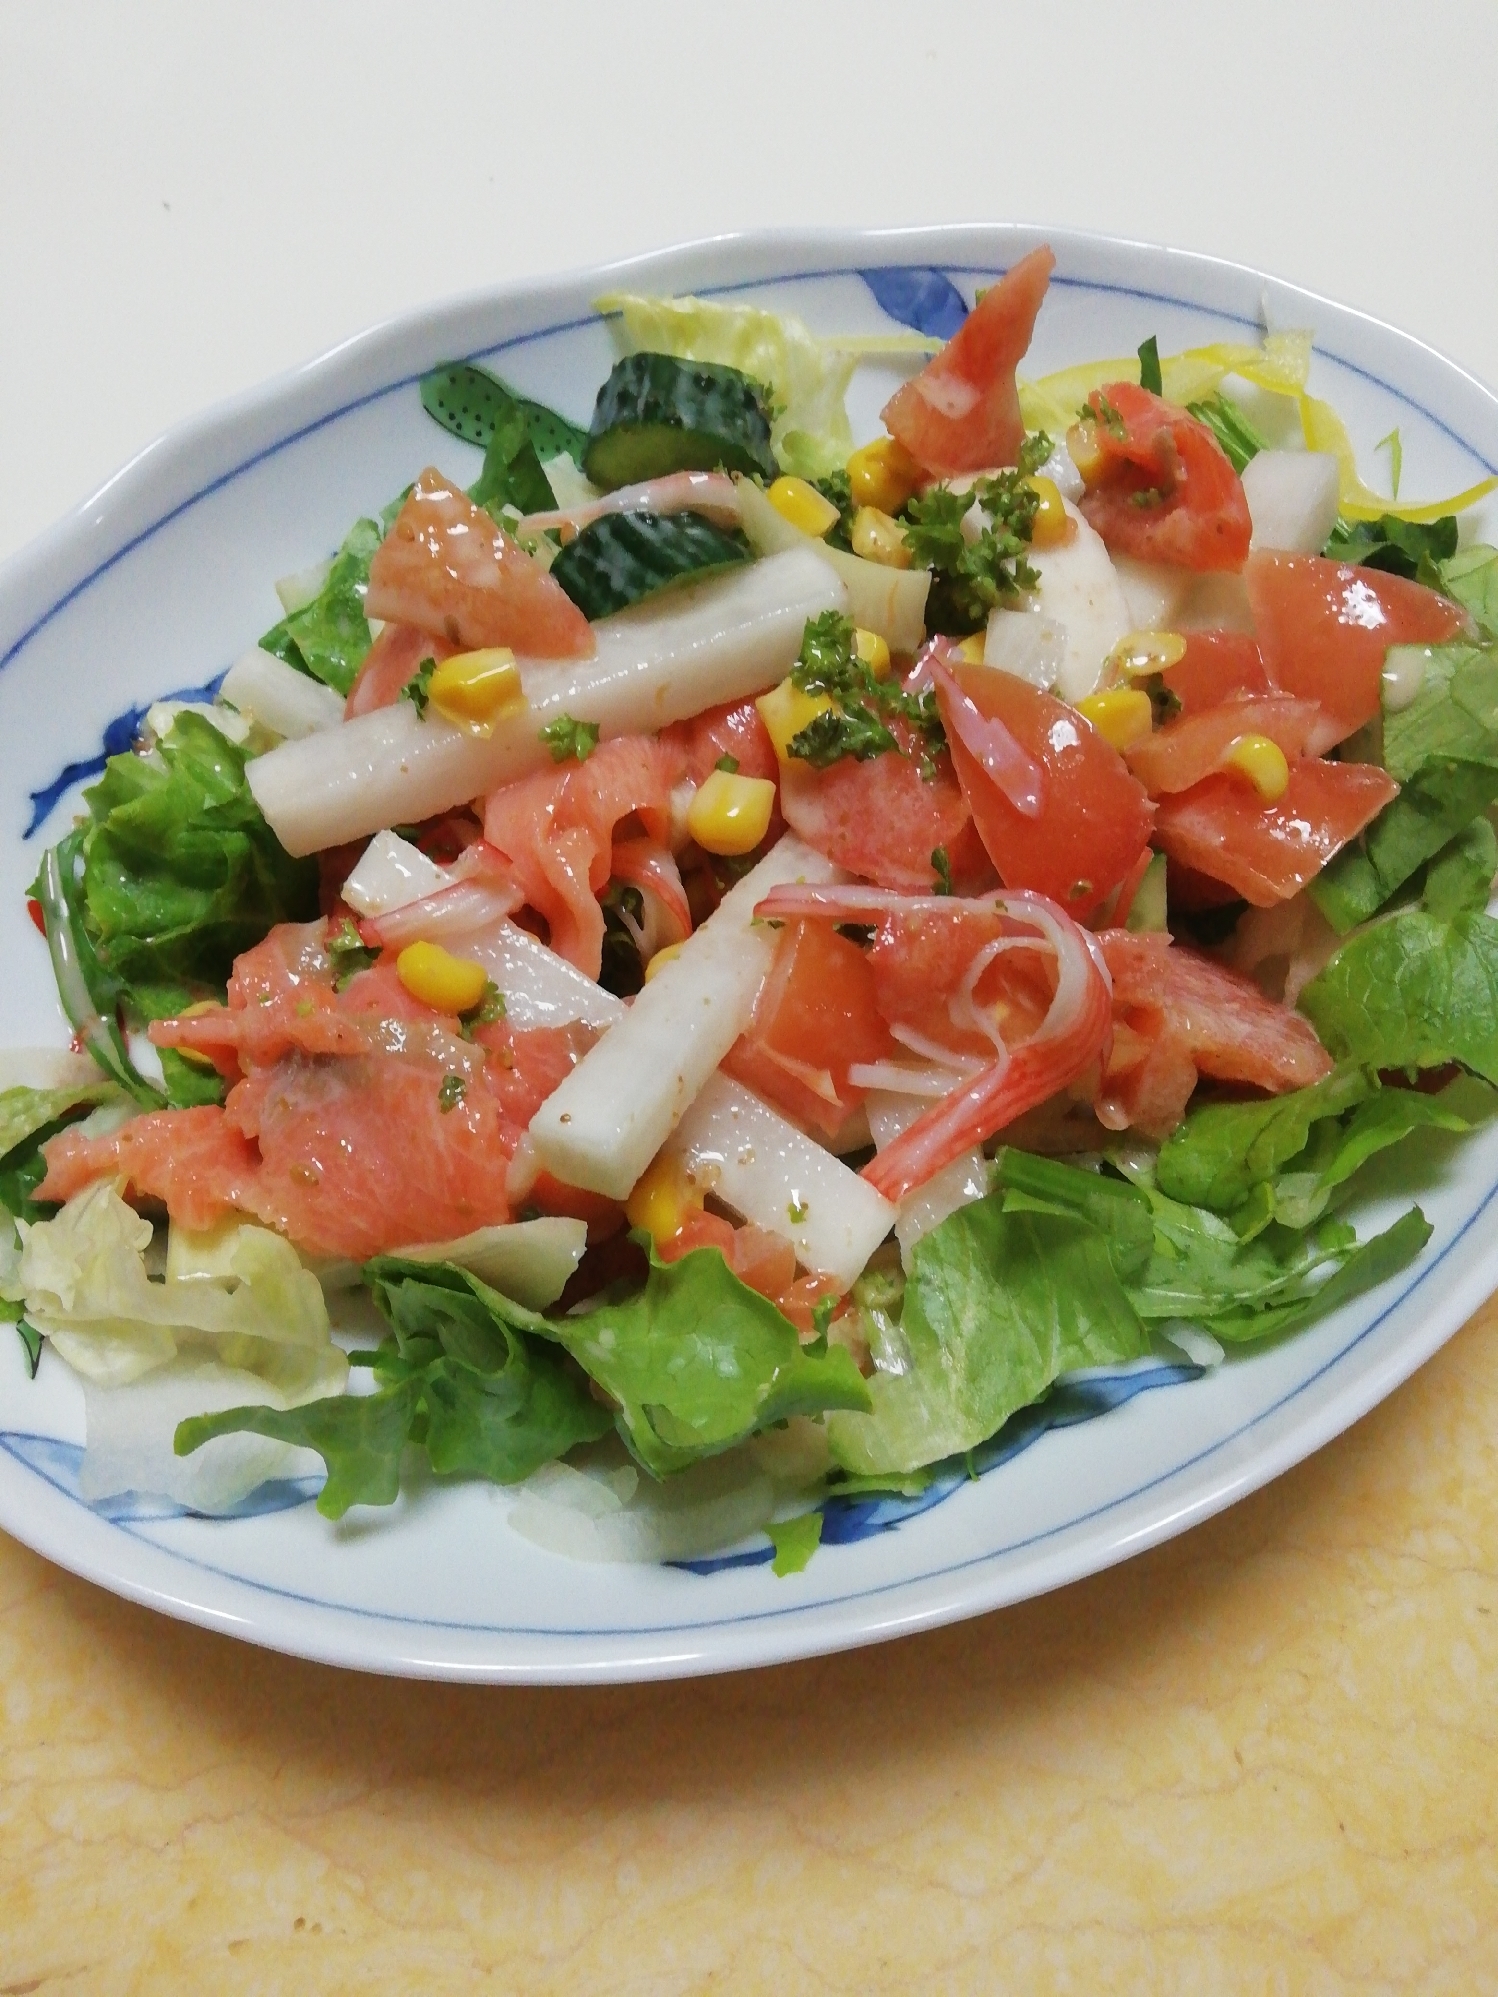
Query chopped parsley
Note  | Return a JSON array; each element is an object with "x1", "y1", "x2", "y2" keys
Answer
[
  {"x1": 1082, "y1": 393, "x2": 1126, "y2": 438},
  {"x1": 540, "y1": 713, "x2": 601, "y2": 763},
  {"x1": 931, "y1": 846, "x2": 953, "y2": 895},
  {"x1": 437, "y1": 1073, "x2": 467, "y2": 1113},
  {"x1": 326, "y1": 915, "x2": 380, "y2": 991},
  {"x1": 1185, "y1": 392, "x2": 1269, "y2": 474},
  {"x1": 399, "y1": 656, "x2": 437, "y2": 718},
  {"x1": 808, "y1": 469, "x2": 856, "y2": 551},
  {"x1": 459, "y1": 980, "x2": 506, "y2": 1037},
  {"x1": 788, "y1": 1196, "x2": 809, "y2": 1225},
  {"x1": 1138, "y1": 335, "x2": 1163, "y2": 396},
  {"x1": 714, "y1": 753, "x2": 740, "y2": 774},
  {"x1": 786, "y1": 611, "x2": 943, "y2": 770},
  {"x1": 900, "y1": 451, "x2": 1046, "y2": 636}
]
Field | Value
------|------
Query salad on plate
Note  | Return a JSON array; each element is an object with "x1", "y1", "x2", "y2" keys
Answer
[{"x1": 6, "y1": 243, "x2": 1498, "y2": 1573}]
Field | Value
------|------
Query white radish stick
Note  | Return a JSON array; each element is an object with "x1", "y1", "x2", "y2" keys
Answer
[
  {"x1": 220, "y1": 648, "x2": 346, "y2": 739},
  {"x1": 248, "y1": 549, "x2": 844, "y2": 857},
  {"x1": 527, "y1": 834, "x2": 841, "y2": 1200},
  {"x1": 666, "y1": 1076, "x2": 895, "y2": 1289}
]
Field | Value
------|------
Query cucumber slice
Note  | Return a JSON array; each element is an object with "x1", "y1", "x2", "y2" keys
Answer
[
  {"x1": 420, "y1": 363, "x2": 590, "y2": 465},
  {"x1": 583, "y1": 354, "x2": 778, "y2": 490},
  {"x1": 549, "y1": 511, "x2": 753, "y2": 620}
]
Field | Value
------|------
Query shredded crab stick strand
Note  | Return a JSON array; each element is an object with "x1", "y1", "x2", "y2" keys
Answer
[
  {"x1": 248, "y1": 547, "x2": 845, "y2": 857},
  {"x1": 518, "y1": 469, "x2": 741, "y2": 538},
  {"x1": 219, "y1": 648, "x2": 346, "y2": 740},
  {"x1": 528, "y1": 834, "x2": 843, "y2": 1201},
  {"x1": 664, "y1": 1077, "x2": 896, "y2": 1291}
]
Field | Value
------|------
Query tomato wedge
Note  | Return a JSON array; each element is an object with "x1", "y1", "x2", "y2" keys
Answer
[
  {"x1": 935, "y1": 663, "x2": 1154, "y2": 918},
  {"x1": 1077, "y1": 383, "x2": 1251, "y2": 571},
  {"x1": 725, "y1": 919, "x2": 896, "y2": 1139},
  {"x1": 366, "y1": 467, "x2": 595, "y2": 659},
  {"x1": 1245, "y1": 550, "x2": 1469, "y2": 751},
  {"x1": 1126, "y1": 695, "x2": 1323, "y2": 797},
  {"x1": 880, "y1": 245, "x2": 1055, "y2": 477},
  {"x1": 661, "y1": 697, "x2": 779, "y2": 787},
  {"x1": 778, "y1": 727, "x2": 991, "y2": 893},
  {"x1": 1153, "y1": 758, "x2": 1398, "y2": 904},
  {"x1": 1159, "y1": 630, "x2": 1270, "y2": 715},
  {"x1": 343, "y1": 622, "x2": 456, "y2": 718}
]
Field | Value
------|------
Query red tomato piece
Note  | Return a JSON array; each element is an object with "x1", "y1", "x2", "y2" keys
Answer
[
  {"x1": 725, "y1": 919, "x2": 896, "y2": 1139},
  {"x1": 1125, "y1": 694, "x2": 1323, "y2": 797},
  {"x1": 366, "y1": 468, "x2": 595, "y2": 659},
  {"x1": 1077, "y1": 382, "x2": 1251, "y2": 571},
  {"x1": 1158, "y1": 630, "x2": 1270, "y2": 715},
  {"x1": 936, "y1": 663, "x2": 1154, "y2": 918},
  {"x1": 343, "y1": 622, "x2": 457, "y2": 719},
  {"x1": 660, "y1": 698, "x2": 779, "y2": 787},
  {"x1": 778, "y1": 725, "x2": 991, "y2": 894},
  {"x1": 1154, "y1": 758, "x2": 1398, "y2": 905},
  {"x1": 1245, "y1": 550, "x2": 1469, "y2": 750},
  {"x1": 880, "y1": 246, "x2": 1055, "y2": 477},
  {"x1": 865, "y1": 902, "x2": 1053, "y2": 1058}
]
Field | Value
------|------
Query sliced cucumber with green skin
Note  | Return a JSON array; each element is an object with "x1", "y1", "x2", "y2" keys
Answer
[
  {"x1": 549, "y1": 511, "x2": 754, "y2": 620},
  {"x1": 420, "y1": 363, "x2": 590, "y2": 465},
  {"x1": 583, "y1": 354, "x2": 778, "y2": 490}
]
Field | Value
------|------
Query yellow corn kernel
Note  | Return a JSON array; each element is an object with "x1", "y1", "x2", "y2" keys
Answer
[
  {"x1": 1221, "y1": 733, "x2": 1290, "y2": 802},
  {"x1": 1066, "y1": 418, "x2": 1106, "y2": 486},
  {"x1": 427, "y1": 647, "x2": 524, "y2": 730},
  {"x1": 847, "y1": 435, "x2": 922, "y2": 515},
  {"x1": 1026, "y1": 474, "x2": 1071, "y2": 548},
  {"x1": 956, "y1": 634, "x2": 987, "y2": 664},
  {"x1": 767, "y1": 475, "x2": 840, "y2": 539},
  {"x1": 756, "y1": 676, "x2": 835, "y2": 761},
  {"x1": 850, "y1": 505, "x2": 912, "y2": 569},
  {"x1": 624, "y1": 1153, "x2": 702, "y2": 1246},
  {"x1": 396, "y1": 940, "x2": 490, "y2": 1014},
  {"x1": 1076, "y1": 687, "x2": 1154, "y2": 752},
  {"x1": 643, "y1": 941, "x2": 686, "y2": 983},
  {"x1": 1108, "y1": 628, "x2": 1189, "y2": 680},
  {"x1": 170, "y1": 998, "x2": 225, "y2": 1073},
  {"x1": 686, "y1": 770, "x2": 777, "y2": 856},
  {"x1": 853, "y1": 627, "x2": 891, "y2": 679}
]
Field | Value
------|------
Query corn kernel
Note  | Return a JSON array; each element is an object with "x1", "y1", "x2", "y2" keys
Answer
[
  {"x1": 1076, "y1": 687, "x2": 1154, "y2": 752},
  {"x1": 427, "y1": 647, "x2": 524, "y2": 731},
  {"x1": 1066, "y1": 419, "x2": 1106, "y2": 485},
  {"x1": 643, "y1": 941, "x2": 686, "y2": 983},
  {"x1": 767, "y1": 475, "x2": 840, "y2": 539},
  {"x1": 850, "y1": 505, "x2": 911, "y2": 569},
  {"x1": 756, "y1": 677, "x2": 835, "y2": 761},
  {"x1": 625, "y1": 1153, "x2": 702, "y2": 1246},
  {"x1": 396, "y1": 940, "x2": 490, "y2": 1014},
  {"x1": 1221, "y1": 733, "x2": 1290, "y2": 802},
  {"x1": 956, "y1": 634, "x2": 987, "y2": 664},
  {"x1": 853, "y1": 627, "x2": 891, "y2": 679},
  {"x1": 1108, "y1": 628, "x2": 1188, "y2": 680},
  {"x1": 170, "y1": 998, "x2": 225, "y2": 1073},
  {"x1": 847, "y1": 435, "x2": 922, "y2": 515},
  {"x1": 1026, "y1": 474, "x2": 1071, "y2": 548},
  {"x1": 685, "y1": 769, "x2": 777, "y2": 856}
]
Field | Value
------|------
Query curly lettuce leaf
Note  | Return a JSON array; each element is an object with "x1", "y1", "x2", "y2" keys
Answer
[
  {"x1": 1299, "y1": 907, "x2": 1498, "y2": 1082},
  {"x1": 1440, "y1": 544, "x2": 1498, "y2": 640},
  {"x1": 828, "y1": 1202, "x2": 1148, "y2": 1478},
  {"x1": 259, "y1": 514, "x2": 383, "y2": 697},
  {"x1": 594, "y1": 291, "x2": 860, "y2": 480}
]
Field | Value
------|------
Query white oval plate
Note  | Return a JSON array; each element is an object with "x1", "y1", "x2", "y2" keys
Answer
[{"x1": 1, "y1": 226, "x2": 1495, "y2": 1683}]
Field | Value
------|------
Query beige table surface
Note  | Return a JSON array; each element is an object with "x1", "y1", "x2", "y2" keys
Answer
[{"x1": 4, "y1": 5, "x2": 1498, "y2": 1990}]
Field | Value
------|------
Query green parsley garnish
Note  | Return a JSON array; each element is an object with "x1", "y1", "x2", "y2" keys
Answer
[
  {"x1": 458, "y1": 980, "x2": 506, "y2": 1038},
  {"x1": 1185, "y1": 392, "x2": 1270, "y2": 474},
  {"x1": 326, "y1": 915, "x2": 380, "y2": 991},
  {"x1": 785, "y1": 611, "x2": 943, "y2": 770},
  {"x1": 808, "y1": 469, "x2": 856, "y2": 551},
  {"x1": 788, "y1": 1196, "x2": 809, "y2": 1225},
  {"x1": 900, "y1": 462, "x2": 1044, "y2": 636},
  {"x1": 1137, "y1": 335, "x2": 1163, "y2": 396},
  {"x1": 931, "y1": 846, "x2": 953, "y2": 895},
  {"x1": 1087, "y1": 393, "x2": 1126, "y2": 438},
  {"x1": 438, "y1": 1073, "x2": 467, "y2": 1113},
  {"x1": 540, "y1": 713, "x2": 601, "y2": 763},
  {"x1": 714, "y1": 753, "x2": 740, "y2": 775},
  {"x1": 400, "y1": 656, "x2": 437, "y2": 718}
]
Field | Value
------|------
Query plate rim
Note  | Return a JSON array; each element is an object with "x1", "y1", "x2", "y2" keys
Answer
[{"x1": 2, "y1": 220, "x2": 1496, "y2": 1683}]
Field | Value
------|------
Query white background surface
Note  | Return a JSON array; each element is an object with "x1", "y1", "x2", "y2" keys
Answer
[{"x1": 4, "y1": 0, "x2": 1497, "y2": 568}]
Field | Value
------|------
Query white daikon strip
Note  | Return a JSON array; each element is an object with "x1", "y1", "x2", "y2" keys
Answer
[
  {"x1": 341, "y1": 830, "x2": 448, "y2": 915},
  {"x1": 735, "y1": 476, "x2": 929, "y2": 652},
  {"x1": 220, "y1": 647, "x2": 346, "y2": 740},
  {"x1": 248, "y1": 547, "x2": 843, "y2": 856},
  {"x1": 981, "y1": 605, "x2": 1068, "y2": 690},
  {"x1": 1243, "y1": 450, "x2": 1341, "y2": 554},
  {"x1": 666, "y1": 1075, "x2": 895, "y2": 1289},
  {"x1": 997, "y1": 499, "x2": 1131, "y2": 703},
  {"x1": 392, "y1": 1216, "x2": 587, "y2": 1309},
  {"x1": 528, "y1": 834, "x2": 840, "y2": 1200},
  {"x1": 1110, "y1": 554, "x2": 1194, "y2": 633},
  {"x1": 866, "y1": 1090, "x2": 988, "y2": 1270}
]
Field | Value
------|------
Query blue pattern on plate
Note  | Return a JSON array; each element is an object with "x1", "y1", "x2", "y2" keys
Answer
[
  {"x1": 25, "y1": 673, "x2": 225, "y2": 838},
  {"x1": 857, "y1": 266, "x2": 970, "y2": 340},
  {"x1": 673, "y1": 1359, "x2": 1204, "y2": 1574},
  {"x1": 0, "y1": 1429, "x2": 321, "y2": 1522}
]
